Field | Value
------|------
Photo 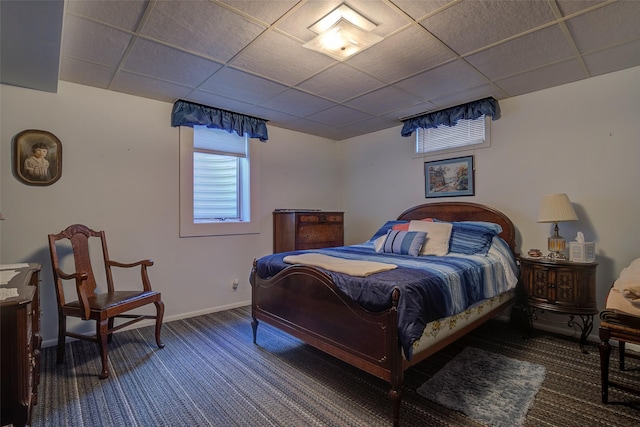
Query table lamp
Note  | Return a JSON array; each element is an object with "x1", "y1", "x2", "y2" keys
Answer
[{"x1": 537, "y1": 193, "x2": 578, "y2": 260}]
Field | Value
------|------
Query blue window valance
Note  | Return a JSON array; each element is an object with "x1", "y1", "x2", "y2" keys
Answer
[
  {"x1": 171, "y1": 100, "x2": 269, "y2": 142},
  {"x1": 401, "y1": 97, "x2": 500, "y2": 137}
]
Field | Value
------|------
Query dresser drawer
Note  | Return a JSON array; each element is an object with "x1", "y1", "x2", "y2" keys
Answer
[
  {"x1": 297, "y1": 224, "x2": 344, "y2": 249},
  {"x1": 298, "y1": 213, "x2": 343, "y2": 224}
]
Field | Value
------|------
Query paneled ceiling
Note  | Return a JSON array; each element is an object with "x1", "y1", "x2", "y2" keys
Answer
[{"x1": 2, "y1": 0, "x2": 640, "y2": 140}]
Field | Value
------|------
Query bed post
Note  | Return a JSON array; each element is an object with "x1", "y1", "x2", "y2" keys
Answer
[{"x1": 388, "y1": 288, "x2": 403, "y2": 427}]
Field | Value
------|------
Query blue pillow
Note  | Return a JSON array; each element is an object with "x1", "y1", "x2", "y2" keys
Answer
[
  {"x1": 448, "y1": 221, "x2": 502, "y2": 255},
  {"x1": 376, "y1": 230, "x2": 427, "y2": 257},
  {"x1": 369, "y1": 220, "x2": 409, "y2": 241}
]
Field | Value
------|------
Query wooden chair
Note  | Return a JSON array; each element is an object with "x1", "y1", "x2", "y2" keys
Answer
[
  {"x1": 48, "y1": 224, "x2": 165, "y2": 379},
  {"x1": 599, "y1": 308, "x2": 640, "y2": 403}
]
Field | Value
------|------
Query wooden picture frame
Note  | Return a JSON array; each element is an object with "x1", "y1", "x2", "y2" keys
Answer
[
  {"x1": 424, "y1": 155, "x2": 474, "y2": 198},
  {"x1": 13, "y1": 129, "x2": 62, "y2": 186}
]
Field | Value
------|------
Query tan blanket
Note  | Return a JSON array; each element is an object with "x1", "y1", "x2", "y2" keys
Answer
[
  {"x1": 283, "y1": 253, "x2": 397, "y2": 277},
  {"x1": 613, "y1": 258, "x2": 640, "y2": 307}
]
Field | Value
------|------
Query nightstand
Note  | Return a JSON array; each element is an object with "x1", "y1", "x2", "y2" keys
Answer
[{"x1": 519, "y1": 257, "x2": 598, "y2": 352}]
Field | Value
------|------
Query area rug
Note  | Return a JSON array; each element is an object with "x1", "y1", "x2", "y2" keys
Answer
[{"x1": 417, "y1": 346, "x2": 546, "y2": 427}]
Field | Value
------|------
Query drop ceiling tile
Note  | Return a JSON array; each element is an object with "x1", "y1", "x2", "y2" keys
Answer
[
  {"x1": 66, "y1": 0, "x2": 147, "y2": 31},
  {"x1": 429, "y1": 84, "x2": 507, "y2": 112},
  {"x1": 140, "y1": 1, "x2": 266, "y2": 62},
  {"x1": 390, "y1": 0, "x2": 456, "y2": 20},
  {"x1": 339, "y1": 116, "x2": 401, "y2": 136},
  {"x1": 422, "y1": 0, "x2": 556, "y2": 56},
  {"x1": 381, "y1": 102, "x2": 437, "y2": 122},
  {"x1": 185, "y1": 91, "x2": 264, "y2": 119},
  {"x1": 199, "y1": 68, "x2": 287, "y2": 104},
  {"x1": 247, "y1": 106, "x2": 299, "y2": 123},
  {"x1": 297, "y1": 64, "x2": 385, "y2": 102},
  {"x1": 59, "y1": 57, "x2": 114, "y2": 89},
  {"x1": 494, "y1": 59, "x2": 586, "y2": 96},
  {"x1": 309, "y1": 105, "x2": 373, "y2": 126},
  {"x1": 465, "y1": 25, "x2": 574, "y2": 80},
  {"x1": 123, "y1": 39, "x2": 222, "y2": 87},
  {"x1": 565, "y1": 1, "x2": 640, "y2": 54},
  {"x1": 280, "y1": 118, "x2": 342, "y2": 139},
  {"x1": 62, "y1": 15, "x2": 132, "y2": 67},
  {"x1": 395, "y1": 60, "x2": 488, "y2": 101},
  {"x1": 583, "y1": 39, "x2": 640, "y2": 77},
  {"x1": 230, "y1": 30, "x2": 336, "y2": 85},
  {"x1": 259, "y1": 89, "x2": 334, "y2": 117},
  {"x1": 348, "y1": 26, "x2": 456, "y2": 83},
  {"x1": 345, "y1": 86, "x2": 423, "y2": 115},
  {"x1": 556, "y1": 0, "x2": 607, "y2": 16},
  {"x1": 111, "y1": 71, "x2": 193, "y2": 103},
  {"x1": 220, "y1": 0, "x2": 300, "y2": 25}
]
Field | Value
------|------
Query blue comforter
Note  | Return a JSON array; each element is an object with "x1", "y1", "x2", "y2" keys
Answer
[{"x1": 254, "y1": 237, "x2": 518, "y2": 359}]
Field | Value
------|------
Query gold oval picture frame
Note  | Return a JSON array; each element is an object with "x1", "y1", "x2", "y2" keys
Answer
[{"x1": 13, "y1": 129, "x2": 62, "y2": 186}]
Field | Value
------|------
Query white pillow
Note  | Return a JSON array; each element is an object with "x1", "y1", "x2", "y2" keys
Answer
[
  {"x1": 373, "y1": 235, "x2": 386, "y2": 252},
  {"x1": 408, "y1": 220, "x2": 453, "y2": 256}
]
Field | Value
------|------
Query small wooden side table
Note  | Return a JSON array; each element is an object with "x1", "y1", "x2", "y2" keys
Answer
[{"x1": 519, "y1": 257, "x2": 598, "y2": 352}]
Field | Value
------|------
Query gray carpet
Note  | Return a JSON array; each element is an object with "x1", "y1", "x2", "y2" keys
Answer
[
  {"x1": 417, "y1": 347, "x2": 545, "y2": 427},
  {"x1": 32, "y1": 305, "x2": 640, "y2": 426}
]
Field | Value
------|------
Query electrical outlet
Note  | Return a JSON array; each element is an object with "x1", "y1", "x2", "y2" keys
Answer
[{"x1": 232, "y1": 279, "x2": 239, "y2": 291}]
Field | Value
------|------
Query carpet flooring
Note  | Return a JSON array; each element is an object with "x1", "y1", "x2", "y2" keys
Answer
[{"x1": 32, "y1": 305, "x2": 640, "y2": 426}]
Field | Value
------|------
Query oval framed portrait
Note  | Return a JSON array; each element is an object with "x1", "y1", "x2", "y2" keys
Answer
[{"x1": 13, "y1": 129, "x2": 62, "y2": 186}]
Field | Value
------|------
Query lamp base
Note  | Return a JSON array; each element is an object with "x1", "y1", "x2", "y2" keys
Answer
[{"x1": 547, "y1": 225, "x2": 567, "y2": 260}]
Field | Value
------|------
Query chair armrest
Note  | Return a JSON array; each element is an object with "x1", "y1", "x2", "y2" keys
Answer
[
  {"x1": 106, "y1": 259, "x2": 154, "y2": 292},
  {"x1": 106, "y1": 259, "x2": 154, "y2": 269},
  {"x1": 56, "y1": 268, "x2": 91, "y2": 320}
]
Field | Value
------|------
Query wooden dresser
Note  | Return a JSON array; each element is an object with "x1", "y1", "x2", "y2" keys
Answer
[
  {"x1": 273, "y1": 210, "x2": 344, "y2": 253},
  {"x1": 1, "y1": 264, "x2": 42, "y2": 427}
]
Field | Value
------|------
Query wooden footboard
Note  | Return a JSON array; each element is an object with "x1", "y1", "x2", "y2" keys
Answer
[
  {"x1": 250, "y1": 262, "x2": 407, "y2": 426},
  {"x1": 250, "y1": 263, "x2": 402, "y2": 381}
]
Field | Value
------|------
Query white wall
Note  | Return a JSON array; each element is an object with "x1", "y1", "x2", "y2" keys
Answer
[
  {"x1": 339, "y1": 65, "x2": 640, "y2": 337},
  {"x1": 0, "y1": 81, "x2": 341, "y2": 345}
]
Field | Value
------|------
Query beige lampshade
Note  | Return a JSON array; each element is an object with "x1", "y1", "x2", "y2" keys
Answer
[{"x1": 537, "y1": 193, "x2": 578, "y2": 223}]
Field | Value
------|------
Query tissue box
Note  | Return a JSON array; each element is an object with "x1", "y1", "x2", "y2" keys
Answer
[{"x1": 569, "y1": 242, "x2": 595, "y2": 263}]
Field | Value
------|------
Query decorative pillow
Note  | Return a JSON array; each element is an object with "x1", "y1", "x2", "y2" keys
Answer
[
  {"x1": 447, "y1": 221, "x2": 503, "y2": 256},
  {"x1": 391, "y1": 218, "x2": 434, "y2": 231},
  {"x1": 369, "y1": 220, "x2": 408, "y2": 241},
  {"x1": 407, "y1": 220, "x2": 452, "y2": 256},
  {"x1": 376, "y1": 230, "x2": 427, "y2": 257}
]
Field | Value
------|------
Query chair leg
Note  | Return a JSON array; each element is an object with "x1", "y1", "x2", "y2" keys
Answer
[
  {"x1": 107, "y1": 317, "x2": 115, "y2": 344},
  {"x1": 97, "y1": 319, "x2": 110, "y2": 379},
  {"x1": 57, "y1": 313, "x2": 66, "y2": 364},
  {"x1": 154, "y1": 300, "x2": 165, "y2": 349},
  {"x1": 599, "y1": 330, "x2": 612, "y2": 404},
  {"x1": 619, "y1": 341, "x2": 626, "y2": 371}
]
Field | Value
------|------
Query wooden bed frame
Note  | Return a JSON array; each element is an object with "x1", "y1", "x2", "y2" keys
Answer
[{"x1": 250, "y1": 202, "x2": 517, "y2": 426}]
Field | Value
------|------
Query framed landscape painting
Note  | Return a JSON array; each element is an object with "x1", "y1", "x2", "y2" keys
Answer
[{"x1": 424, "y1": 155, "x2": 474, "y2": 198}]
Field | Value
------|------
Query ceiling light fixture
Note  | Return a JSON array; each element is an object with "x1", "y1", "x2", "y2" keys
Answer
[{"x1": 303, "y1": 4, "x2": 382, "y2": 61}]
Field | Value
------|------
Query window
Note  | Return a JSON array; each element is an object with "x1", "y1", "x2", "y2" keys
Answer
[
  {"x1": 415, "y1": 115, "x2": 490, "y2": 155},
  {"x1": 179, "y1": 126, "x2": 260, "y2": 237}
]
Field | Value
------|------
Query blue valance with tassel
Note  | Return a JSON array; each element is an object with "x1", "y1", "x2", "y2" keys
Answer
[
  {"x1": 401, "y1": 97, "x2": 500, "y2": 137},
  {"x1": 171, "y1": 100, "x2": 269, "y2": 142}
]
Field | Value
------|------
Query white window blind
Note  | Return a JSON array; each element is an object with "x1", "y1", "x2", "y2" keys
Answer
[
  {"x1": 194, "y1": 126, "x2": 247, "y2": 157},
  {"x1": 193, "y1": 126, "x2": 247, "y2": 222},
  {"x1": 416, "y1": 115, "x2": 486, "y2": 154}
]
